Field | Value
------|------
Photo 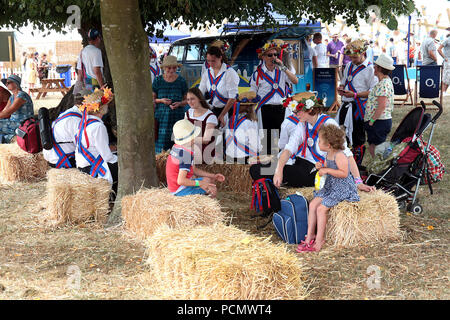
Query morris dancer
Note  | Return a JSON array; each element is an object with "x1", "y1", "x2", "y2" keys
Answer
[
  {"x1": 250, "y1": 39, "x2": 298, "y2": 154},
  {"x1": 336, "y1": 39, "x2": 378, "y2": 166}
]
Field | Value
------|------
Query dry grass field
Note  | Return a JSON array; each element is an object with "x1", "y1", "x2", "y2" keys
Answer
[{"x1": 0, "y1": 93, "x2": 448, "y2": 300}]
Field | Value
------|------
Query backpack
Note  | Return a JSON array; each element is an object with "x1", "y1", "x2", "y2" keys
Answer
[
  {"x1": 15, "y1": 117, "x2": 42, "y2": 154},
  {"x1": 37, "y1": 107, "x2": 53, "y2": 150},
  {"x1": 250, "y1": 178, "x2": 281, "y2": 218},
  {"x1": 273, "y1": 193, "x2": 309, "y2": 244},
  {"x1": 417, "y1": 137, "x2": 445, "y2": 184}
]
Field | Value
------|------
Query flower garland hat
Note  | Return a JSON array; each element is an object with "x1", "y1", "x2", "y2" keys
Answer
[
  {"x1": 282, "y1": 92, "x2": 326, "y2": 113},
  {"x1": 344, "y1": 39, "x2": 369, "y2": 56},
  {"x1": 79, "y1": 87, "x2": 114, "y2": 113},
  {"x1": 210, "y1": 39, "x2": 231, "y2": 52},
  {"x1": 256, "y1": 39, "x2": 288, "y2": 59}
]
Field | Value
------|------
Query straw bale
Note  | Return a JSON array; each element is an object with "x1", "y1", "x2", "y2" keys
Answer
[
  {"x1": 197, "y1": 163, "x2": 252, "y2": 195},
  {"x1": 122, "y1": 188, "x2": 225, "y2": 240},
  {"x1": 326, "y1": 189, "x2": 402, "y2": 247},
  {"x1": 0, "y1": 143, "x2": 48, "y2": 183},
  {"x1": 278, "y1": 187, "x2": 401, "y2": 247},
  {"x1": 145, "y1": 224, "x2": 307, "y2": 300},
  {"x1": 42, "y1": 169, "x2": 111, "y2": 226},
  {"x1": 155, "y1": 150, "x2": 170, "y2": 186}
]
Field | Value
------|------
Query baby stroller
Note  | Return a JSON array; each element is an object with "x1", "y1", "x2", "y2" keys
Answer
[{"x1": 365, "y1": 100, "x2": 443, "y2": 214}]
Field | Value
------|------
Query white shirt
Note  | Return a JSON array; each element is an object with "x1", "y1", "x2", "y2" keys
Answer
[
  {"x1": 184, "y1": 108, "x2": 218, "y2": 126},
  {"x1": 314, "y1": 43, "x2": 329, "y2": 68},
  {"x1": 198, "y1": 63, "x2": 239, "y2": 109},
  {"x1": 76, "y1": 45, "x2": 104, "y2": 80},
  {"x1": 284, "y1": 115, "x2": 352, "y2": 165},
  {"x1": 278, "y1": 116, "x2": 304, "y2": 165},
  {"x1": 341, "y1": 59, "x2": 378, "y2": 102},
  {"x1": 250, "y1": 62, "x2": 292, "y2": 106},
  {"x1": 75, "y1": 115, "x2": 118, "y2": 184},
  {"x1": 43, "y1": 106, "x2": 82, "y2": 165},
  {"x1": 225, "y1": 115, "x2": 262, "y2": 159}
]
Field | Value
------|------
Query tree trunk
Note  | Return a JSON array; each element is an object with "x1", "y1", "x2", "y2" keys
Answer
[{"x1": 100, "y1": 0, "x2": 157, "y2": 225}]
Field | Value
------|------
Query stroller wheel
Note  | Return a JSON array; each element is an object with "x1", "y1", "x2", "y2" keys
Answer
[{"x1": 407, "y1": 203, "x2": 423, "y2": 215}]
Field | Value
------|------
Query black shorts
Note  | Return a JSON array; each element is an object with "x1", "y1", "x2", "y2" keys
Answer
[{"x1": 364, "y1": 119, "x2": 392, "y2": 146}]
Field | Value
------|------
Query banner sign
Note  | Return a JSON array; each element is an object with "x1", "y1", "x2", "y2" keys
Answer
[
  {"x1": 313, "y1": 68, "x2": 336, "y2": 108},
  {"x1": 418, "y1": 65, "x2": 441, "y2": 99},
  {"x1": 391, "y1": 64, "x2": 407, "y2": 95}
]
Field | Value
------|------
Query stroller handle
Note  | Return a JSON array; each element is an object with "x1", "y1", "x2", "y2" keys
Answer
[
  {"x1": 431, "y1": 100, "x2": 443, "y2": 122},
  {"x1": 420, "y1": 100, "x2": 443, "y2": 123}
]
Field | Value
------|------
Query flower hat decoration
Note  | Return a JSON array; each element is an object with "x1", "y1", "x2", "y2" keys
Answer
[
  {"x1": 282, "y1": 92, "x2": 326, "y2": 113},
  {"x1": 211, "y1": 40, "x2": 231, "y2": 52},
  {"x1": 256, "y1": 39, "x2": 289, "y2": 59},
  {"x1": 79, "y1": 87, "x2": 114, "y2": 113},
  {"x1": 344, "y1": 39, "x2": 369, "y2": 56}
]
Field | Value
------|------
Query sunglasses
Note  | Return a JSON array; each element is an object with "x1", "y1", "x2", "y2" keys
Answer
[{"x1": 266, "y1": 53, "x2": 279, "y2": 58}]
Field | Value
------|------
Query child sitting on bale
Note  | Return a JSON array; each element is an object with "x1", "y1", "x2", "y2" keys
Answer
[
  {"x1": 166, "y1": 119, "x2": 225, "y2": 197},
  {"x1": 297, "y1": 124, "x2": 360, "y2": 252}
]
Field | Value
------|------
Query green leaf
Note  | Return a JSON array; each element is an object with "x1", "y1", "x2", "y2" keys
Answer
[{"x1": 387, "y1": 17, "x2": 398, "y2": 31}]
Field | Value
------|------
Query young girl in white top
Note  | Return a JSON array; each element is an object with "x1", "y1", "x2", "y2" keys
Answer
[
  {"x1": 225, "y1": 91, "x2": 262, "y2": 164},
  {"x1": 185, "y1": 87, "x2": 218, "y2": 164}
]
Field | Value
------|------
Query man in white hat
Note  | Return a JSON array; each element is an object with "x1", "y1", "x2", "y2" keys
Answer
[
  {"x1": 166, "y1": 119, "x2": 225, "y2": 197},
  {"x1": 336, "y1": 39, "x2": 378, "y2": 166},
  {"x1": 364, "y1": 54, "x2": 395, "y2": 157}
]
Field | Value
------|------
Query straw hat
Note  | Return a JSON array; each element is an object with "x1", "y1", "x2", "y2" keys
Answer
[
  {"x1": 160, "y1": 55, "x2": 182, "y2": 68},
  {"x1": 344, "y1": 39, "x2": 369, "y2": 56},
  {"x1": 282, "y1": 92, "x2": 325, "y2": 113},
  {"x1": 374, "y1": 53, "x2": 395, "y2": 71},
  {"x1": 237, "y1": 91, "x2": 260, "y2": 106},
  {"x1": 173, "y1": 119, "x2": 201, "y2": 145},
  {"x1": 256, "y1": 39, "x2": 288, "y2": 59},
  {"x1": 79, "y1": 87, "x2": 114, "y2": 113},
  {"x1": 210, "y1": 39, "x2": 230, "y2": 52}
]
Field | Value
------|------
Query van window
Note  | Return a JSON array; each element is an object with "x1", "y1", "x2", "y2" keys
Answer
[
  {"x1": 185, "y1": 44, "x2": 202, "y2": 61},
  {"x1": 172, "y1": 45, "x2": 185, "y2": 61}
]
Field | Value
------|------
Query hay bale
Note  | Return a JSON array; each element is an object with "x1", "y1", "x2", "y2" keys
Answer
[
  {"x1": 42, "y1": 169, "x2": 111, "y2": 226},
  {"x1": 145, "y1": 224, "x2": 307, "y2": 300},
  {"x1": 327, "y1": 189, "x2": 402, "y2": 247},
  {"x1": 0, "y1": 143, "x2": 48, "y2": 183},
  {"x1": 277, "y1": 187, "x2": 401, "y2": 247},
  {"x1": 121, "y1": 188, "x2": 225, "y2": 239},
  {"x1": 197, "y1": 163, "x2": 252, "y2": 196},
  {"x1": 279, "y1": 187, "x2": 315, "y2": 200},
  {"x1": 155, "y1": 150, "x2": 170, "y2": 186}
]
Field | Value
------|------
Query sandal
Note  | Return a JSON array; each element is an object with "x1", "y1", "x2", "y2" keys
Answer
[
  {"x1": 298, "y1": 245, "x2": 318, "y2": 252},
  {"x1": 296, "y1": 239, "x2": 315, "y2": 253}
]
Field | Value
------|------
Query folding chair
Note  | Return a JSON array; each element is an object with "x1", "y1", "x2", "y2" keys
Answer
[
  {"x1": 391, "y1": 64, "x2": 413, "y2": 106},
  {"x1": 414, "y1": 65, "x2": 443, "y2": 108}
]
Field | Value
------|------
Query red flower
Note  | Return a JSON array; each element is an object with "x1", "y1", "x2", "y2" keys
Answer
[
  {"x1": 101, "y1": 96, "x2": 109, "y2": 105},
  {"x1": 296, "y1": 103, "x2": 305, "y2": 111}
]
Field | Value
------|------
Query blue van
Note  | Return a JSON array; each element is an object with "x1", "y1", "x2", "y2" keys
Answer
[{"x1": 167, "y1": 24, "x2": 322, "y2": 94}]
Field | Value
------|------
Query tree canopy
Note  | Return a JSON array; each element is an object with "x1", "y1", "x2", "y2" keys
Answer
[{"x1": 1, "y1": 0, "x2": 416, "y2": 34}]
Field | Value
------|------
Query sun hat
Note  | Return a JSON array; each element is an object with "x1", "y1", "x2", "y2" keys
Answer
[
  {"x1": 6, "y1": 75, "x2": 22, "y2": 90},
  {"x1": 374, "y1": 53, "x2": 395, "y2": 71},
  {"x1": 256, "y1": 39, "x2": 288, "y2": 59},
  {"x1": 344, "y1": 39, "x2": 369, "y2": 56},
  {"x1": 236, "y1": 91, "x2": 261, "y2": 106},
  {"x1": 0, "y1": 79, "x2": 12, "y2": 95},
  {"x1": 160, "y1": 55, "x2": 182, "y2": 68},
  {"x1": 173, "y1": 119, "x2": 201, "y2": 145}
]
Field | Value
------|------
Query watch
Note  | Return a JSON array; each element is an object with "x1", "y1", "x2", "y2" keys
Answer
[{"x1": 280, "y1": 65, "x2": 287, "y2": 72}]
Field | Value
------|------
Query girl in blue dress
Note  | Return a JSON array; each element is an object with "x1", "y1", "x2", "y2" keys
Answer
[{"x1": 297, "y1": 124, "x2": 360, "y2": 252}]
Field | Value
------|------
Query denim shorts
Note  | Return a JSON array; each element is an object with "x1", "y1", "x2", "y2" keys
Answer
[
  {"x1": 174, "y1": 178, "x2": 207, "y2": 197},
  {"x1": 364, "y1": 119, "x2": 392, "y2": 146}
]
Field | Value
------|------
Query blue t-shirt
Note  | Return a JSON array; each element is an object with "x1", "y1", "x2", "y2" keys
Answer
[{"x1": 8, "y1": 91, "x2": 34, "y2": 122}]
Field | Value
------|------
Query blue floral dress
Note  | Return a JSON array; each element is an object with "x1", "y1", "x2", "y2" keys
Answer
[
  {"x1": 0, "y1": 91, "x2": 34, "y2": 143},
  {"x1": 314, "y1": 152, "x2": 360, "y2": 208},
  {"x1": 152, "y1": 75, "x2": 188, "y2": 153}
]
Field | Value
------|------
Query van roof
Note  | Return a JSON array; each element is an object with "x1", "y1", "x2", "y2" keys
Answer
[{"x1": 171, "y1": 24, "x2": 322, "y2": 46}]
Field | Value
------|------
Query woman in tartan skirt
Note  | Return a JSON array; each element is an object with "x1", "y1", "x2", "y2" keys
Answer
[{"x1": 153, "y1": 55, "x2": 189, "y2": 154}]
